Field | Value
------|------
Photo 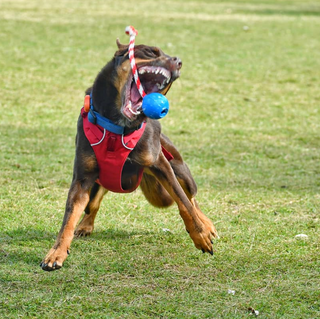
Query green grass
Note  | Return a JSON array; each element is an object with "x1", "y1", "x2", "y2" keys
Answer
[{"x1": 1, "y1": 0, "x2": 320, "y2": 318}]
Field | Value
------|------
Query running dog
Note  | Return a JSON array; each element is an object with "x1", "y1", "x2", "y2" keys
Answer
[{"x1": 40, "y1": 37, "x2": 218, "y2": 271}]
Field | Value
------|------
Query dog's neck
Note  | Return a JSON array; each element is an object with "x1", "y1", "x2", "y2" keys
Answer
[{"x1": 91, "y1": 60, "x2": 145, "y2": 129}]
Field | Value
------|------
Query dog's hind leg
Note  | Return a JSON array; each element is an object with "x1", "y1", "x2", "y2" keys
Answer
[
  {"x1": 75, "y1": 182, "x2": 107, "y2": 237},
  {"x1": 140, "y1": 173, "x2": 174, "y2": 207}
]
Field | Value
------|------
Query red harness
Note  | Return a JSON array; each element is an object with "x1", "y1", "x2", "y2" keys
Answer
[{"x1": 81, "y1": 108, "x2": 173, "y2": 193}]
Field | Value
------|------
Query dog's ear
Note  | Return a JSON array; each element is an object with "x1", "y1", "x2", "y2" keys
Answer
[
  {"x1": 114, "y1": 39, "x2": 129, "y2": 58},
  {"x1": 116, "y1": 39, "x2": 128, "y2": 51}
]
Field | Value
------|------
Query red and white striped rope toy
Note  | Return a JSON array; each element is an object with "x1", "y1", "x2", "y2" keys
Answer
[{"x1": 125, "y1": 26, "x2": 146, "y2": 98}]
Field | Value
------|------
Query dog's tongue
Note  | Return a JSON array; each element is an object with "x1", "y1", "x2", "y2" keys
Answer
[{"x1": 131, "y1": 82, "x2": 142, "y2": 104}]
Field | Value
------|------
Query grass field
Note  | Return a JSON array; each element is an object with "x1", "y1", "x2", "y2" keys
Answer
[{"x1": 1, "y1": 0, "x2": 320, "y2": 318}]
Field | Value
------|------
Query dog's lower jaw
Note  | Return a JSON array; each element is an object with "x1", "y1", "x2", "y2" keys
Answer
[
  {"x1": 121, "y1": 100, "x2": 142, "y2": 122},
  {"x1": 117, "y1": 112, "x2": 146, "y2": 129},
  {"x1": 120, "y1": 74, "x2": 141, "y2": 122}
]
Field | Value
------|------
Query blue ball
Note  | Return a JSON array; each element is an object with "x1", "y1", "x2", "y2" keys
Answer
[{"x1": 142, "y1": 93, "x2": 169, "y2": 119}]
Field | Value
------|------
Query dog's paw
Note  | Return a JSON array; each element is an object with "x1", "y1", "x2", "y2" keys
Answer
[
  {"x1": 188, "y1": 228, "x2": 215, "y2": 255},
  {"x1": 74, "y1": 225, "x2": 94, "y2": 237},
  {"x1": 40, "y1": 248, "x2": 69, "y2": 271},
  {"x1": 187, "y1": 218, "x2": 218, "y2": 256},
  {"x1": 198, "y1": 214, "x2": 219, "y2": 240}
]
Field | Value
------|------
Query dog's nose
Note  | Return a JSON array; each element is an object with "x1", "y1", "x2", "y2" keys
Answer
[{"x1": 172, "y1": 57, "x2": 182, "y2": 70}]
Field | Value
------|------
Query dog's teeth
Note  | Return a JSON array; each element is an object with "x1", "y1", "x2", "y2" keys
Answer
[
  {"x1": 127, "y1": 101, "x2": 141, "y2": 115},
  {"x1": 139, "y1": 69, "x2": 145, "y2": 74},
  {"x1": 129, "y1": 107, "x2": 141, "y2": 116},
  {"x1": 158, "y1": 82, "x2": 166, "y2": 90}
]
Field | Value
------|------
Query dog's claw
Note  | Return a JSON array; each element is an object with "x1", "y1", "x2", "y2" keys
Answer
[
  {"x1": 40, "y1": 262, "x2": 49, "y2": 271},
  {"x1": 40, "y1": 261, "x2": 62, "y2": 271},
  {"x1": 67, "y1": 250, "x2": 70, "y2": 255},
  {"x1": 41, "y1": 247, "x2": 67, "y2": 271},
  {"x1": 202, "y1": 249, "x2": 205, "y2": 253},
  {"x1": 209, "y1": 249, "x2": 213, "y2": 256},
  {"x1": 52, "y1": 261, "x2": 62, "y2": 270}
]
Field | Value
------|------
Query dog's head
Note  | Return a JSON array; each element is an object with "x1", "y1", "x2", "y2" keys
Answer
[{"x1": 113, "y1": 40, "x2": 182, "y2": 124}]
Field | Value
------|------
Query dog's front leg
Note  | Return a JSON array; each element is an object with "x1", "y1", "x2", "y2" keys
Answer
[
  {"x1": 40, "y1": 181, "x2": 90, "y2": 271},
  {"x1": 148, "y1": 153, "x2": 215, "y2": 255}
]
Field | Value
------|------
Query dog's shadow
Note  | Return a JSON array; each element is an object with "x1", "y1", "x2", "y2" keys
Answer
[{"x1": 0, "y1": 227, "x2": 151, "y2": 268}]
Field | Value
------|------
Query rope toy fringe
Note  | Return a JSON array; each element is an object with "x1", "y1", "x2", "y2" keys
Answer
[{"x1": 125, "y1": 26, "x2": 146, "y2": 98}]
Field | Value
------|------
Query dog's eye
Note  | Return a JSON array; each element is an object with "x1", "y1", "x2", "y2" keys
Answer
[
  {"x1": 151, "y1": 47, "x2": 161, "y2": 56},
  {"x1": 140, "y1": 47, "x2": 161, "y2": 59}
]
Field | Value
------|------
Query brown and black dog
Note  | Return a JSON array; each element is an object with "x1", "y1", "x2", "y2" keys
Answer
[{"x1": 40, "y1": 37, "x2": 218, "y2": 271}]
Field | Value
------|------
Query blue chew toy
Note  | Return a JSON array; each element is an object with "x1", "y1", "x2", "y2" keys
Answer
[{"x1": 141, "y1": 93, "x2": 169, "y2": 119}]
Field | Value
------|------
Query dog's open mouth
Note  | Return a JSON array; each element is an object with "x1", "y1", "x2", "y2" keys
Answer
[{"x1": 122, "y1": 66, "x2": 172, "y2": 121}]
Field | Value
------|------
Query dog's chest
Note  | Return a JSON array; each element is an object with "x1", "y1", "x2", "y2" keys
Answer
[{"x1": 81, "y1": 109, "x2": 146, "y2": 193}]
